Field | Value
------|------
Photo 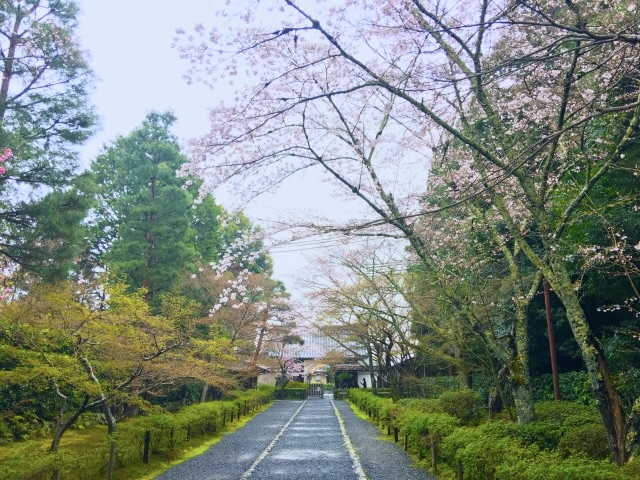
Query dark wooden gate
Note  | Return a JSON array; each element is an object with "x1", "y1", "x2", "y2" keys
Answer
[{"x1": 307, "y1": 383, "x2": 324, "y2": 398}]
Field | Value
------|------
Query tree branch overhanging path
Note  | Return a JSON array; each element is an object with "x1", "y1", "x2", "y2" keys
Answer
[{"x1": 175, "y1": 0, "x2": 640, "y2": 464}]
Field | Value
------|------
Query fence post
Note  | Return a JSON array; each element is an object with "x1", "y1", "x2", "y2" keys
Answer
[
  {"x1": 431, "y1": 437, "x2": 438, "y2": 475},
  {"x1": 404, "y1": 434, "x2": 408, "y2": 451},
  {"x1": 143, "y1": 431, "x2": 151, "y2": 463},
  {"x1": 223, "y1": 410, "x2": 226, "y2": 427},
  {"x1": 106, "y1": 440, "x2": 116, "y2": 480}
]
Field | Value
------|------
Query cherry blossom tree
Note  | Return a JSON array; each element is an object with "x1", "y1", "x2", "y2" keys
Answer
[
  {"x1": 176, "y1": 0, "x2": 640, "y2": 462},
  {"x1": 304, "y1": 244, "x2": 421, "y2": 393}
]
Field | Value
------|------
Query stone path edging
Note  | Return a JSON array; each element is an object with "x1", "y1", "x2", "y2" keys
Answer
[{"x1": 329, "y1": 394, "x2": 367, "y2": 480}]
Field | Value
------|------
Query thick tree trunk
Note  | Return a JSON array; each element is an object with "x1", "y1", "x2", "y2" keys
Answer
[
  {"x1": 511, "y1": 304, "x2": 536, "y2": 424},
  {"x1": 548, "y1": 261, "x2": 627, "y2": 464},
  {"x1": 488, "y1": 364, "x2": 506, "y2": 418},
  {"x1": 200, "y1": 383, "x2": 209, "y2": 403},
  {"x1": 50, "y1": 396, "x2": 90, "y2": 453},
  {"x1": 251, "y1": 323, "x2": 267, "y2": 365},
  {"x1": 143, "y1": 173, "x2": 157, "y2": 304},
  {"x1": 366, "y1": 345, "x2": 377, "y2": 395},
  {"x1": 543, "y1": 279, "x2": 561, "y2": 400},
  {"x1": 102, "y1": 402, "x2": 117, "y2": 434}
]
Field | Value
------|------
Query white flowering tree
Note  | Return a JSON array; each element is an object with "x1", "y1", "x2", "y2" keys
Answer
[
  {"x1": 305, "y1": 244, "x2": 417, "y2": 393},
  {"x1": 175, "y1": 1, "x2": 640, "y2": 462}
]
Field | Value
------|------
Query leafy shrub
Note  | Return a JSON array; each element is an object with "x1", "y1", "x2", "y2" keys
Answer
[
  {"x1": 0, "y1": 420, "x2": 13, "y2": 442},
  {"x1": 495, "y1": 449, "x2": 627, "y2": 480},
  {"x1": 349, "y1": 389, "x2": 392, "y2": 414},
  {"x1": 441, "y1": 420, "x2": 522, "y2": 465},
  {"x1": 2, "y1": 410, "x2": 49, "y2": 440},
  {"x1": 520, "y1": 420, "x2": 565, "y2": 450},
  {"x1": 285, "y1": 381, "x2": 307, "y2": 389},
  {"x1": 1, "y1": 445, "x2": 95, "y2": 480},
  {"x1": 257, "y1": 384, "x2": 276, "y2": 397},
  {"x1": 439, "y1": 389, "x2": 484, "y2": 425},
  {"x1": 405, "y1": 412, "x2": 459, "y2": 459},
  {"x1": 557, "y1": 423, "x2": 610, "y2": 460},
  {"x1": 395, "y1": 398, "x2": 444, "y2": 413},
  {"x1": 457, "y1": 434, "x2": 527, "y2": 480},
  {"x1": 441, "y1": 425, "x2": 477, "y2": 462},
  {"x1": 445, "y1": 428, "x2": 622, "y2": 480},
  {"x1": 622, "y1": 456, "x2": 640, "y2": 479},
  {"x1": 350, "y1": 389, "x2": 626, "y2": 480},
  {"x1": 531, "y1": 372, "x2": 595, "y2": 405},
  {"x1": 613, "y1": 367, "x2": 640, "y2": 412},
  {"x1": 534, "y1": 400, "x2": 600, "y2": 424}
]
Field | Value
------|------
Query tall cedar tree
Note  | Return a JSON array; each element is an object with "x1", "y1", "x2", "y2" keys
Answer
[{"x1": 89, "y1": 112, "x2": 199, "y2": 308}]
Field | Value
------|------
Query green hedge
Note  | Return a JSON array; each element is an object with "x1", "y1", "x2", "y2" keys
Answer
[
  {"x1": 333, "y1": 389, "x2": 349, "y2": 400},
  {"x1": 113, "y1": 387, "x2": 274, "y2": 466},
  {"x1": 438, "y1": 389, "x2": 484, "y2": 425},
  {"x1": 348, "y1": 389, "x2": 630, "y2": 480},
  {"x1": 1, "y1": 387, "x2": 275, "y2": 479},
  {"x1": 274, "y1": 388, "x2": 307, "y2": 399}
]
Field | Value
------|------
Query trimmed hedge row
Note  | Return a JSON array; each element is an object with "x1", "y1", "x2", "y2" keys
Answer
[
  {"x1": 1, "y1": 386, "x2": 276, "y2": 479},
  {"x1": 274, "y1": 388, "x2": 307, "y2": 399},
  {"x1": 347, "y1": 389, "x2": 630, "y2": 480},
  {"x1": 112, "y1": 387, "x2": 275, "y2": 466}
]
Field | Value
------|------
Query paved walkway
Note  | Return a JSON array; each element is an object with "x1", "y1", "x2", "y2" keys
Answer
[{"x1": 156, "y1": 395, "x2": 435, "y2": 480}]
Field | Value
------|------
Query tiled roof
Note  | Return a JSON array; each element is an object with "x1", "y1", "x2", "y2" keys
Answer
[
  {"x1": 284, "y1": 332, "x2": 366, "y2": 359},
  {"x1": 333, "y1": 363, "x2": 368, "y2": 371}
]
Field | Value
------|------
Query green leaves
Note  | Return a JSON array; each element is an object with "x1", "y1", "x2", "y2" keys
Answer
[{"x1": 0, "y1": 1, "x2": 97, "y2": 280}]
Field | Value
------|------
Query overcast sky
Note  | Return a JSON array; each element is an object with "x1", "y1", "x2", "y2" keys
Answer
[{"x1": 76, "y1": 1, "x2": 364, "y2": 298}]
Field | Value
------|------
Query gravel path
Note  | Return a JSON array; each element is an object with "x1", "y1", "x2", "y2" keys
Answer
[
  {"x1": 155, "y1": 395, "x2": 436, "y2": 480},
  {"x1": 334, "y1": 397, "x2": 436, "y2": 480}
]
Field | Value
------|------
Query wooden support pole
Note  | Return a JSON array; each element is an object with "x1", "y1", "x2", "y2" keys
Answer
[
  {"x1": 143, "y1": 431, "x2": 151, "y2": 464},
  {"x1": 431, "y1": 438, "x2": 438, "y2": 475}
]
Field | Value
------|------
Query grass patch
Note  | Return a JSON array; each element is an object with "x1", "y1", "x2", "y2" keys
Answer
[{"x1": 0, "y1": 403, "x2": 272, "y2": 480}]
